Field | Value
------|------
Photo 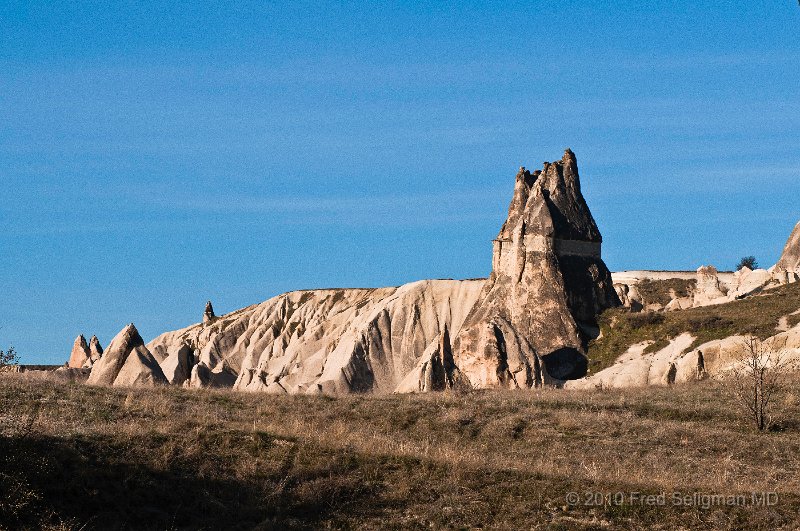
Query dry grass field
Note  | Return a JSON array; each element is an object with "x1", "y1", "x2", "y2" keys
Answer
[{"x1": 2, "y1": 374, "x2": 800, "y2": 530}]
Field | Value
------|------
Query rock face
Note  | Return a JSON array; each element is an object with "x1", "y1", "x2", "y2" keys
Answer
[
  {"x1": 87, "y1": 324, "x2": 168, "y2": 387},
  {"x1": 395, "y1": 326, "x2": 466, "y2": 393},
  {"x1": 730, "y1": 267, "x2": 772, "y2": 299},
  {"x1": 693, "y1": 266, "x2": 728, "y2": 306},
  {"x1": 68, "y1": 335, "x2": 92, "y2": 368},
  {"x1": 775, "y1": 222, "x2": 800, "y2": 274},
  {"x1": 89, "y1": 335, "x2": 104, "y2": 364},
  {"x1": 451, "y1": 149, "x2": 619, "y2": 387},
  {"x1": 148, "y1": 280, "x2": 485, "y2": 394},
  {"x1": 159, "y1": 344, "x2": 196, "y2": 386},
  {"x1": 566, "y1": 334, "x2": 702, "y2": 390}
]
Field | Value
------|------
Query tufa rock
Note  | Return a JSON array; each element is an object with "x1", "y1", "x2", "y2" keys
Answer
[
  {"x1": 89, "y1": 335, "x2": 104, "y2": 363},
  {"x1": 68, "y1": 335, "x2": 92, "y2": 369},
  {"x1": 187, "y1": 362, "x2": 212, "y2": 389},
  {"x1": 159, "y1": 343, "x2": 196, "y2": 386},
  {"x1": 395, "y1": 325, "x2": 469, "y2": 393},
  {"x1": 775, "y1": 221, "x2": 800, "y2": 275},
  {"x1": 452, "y1": 149, "x2": 619, "y2": 387},
  {"x1": 87, "y1": 324, "x2": 168, "y2": 387},
  {"x1": 693, "y1": 266, "x2": 728, "y2": 306},
  {"x1": 730, "y1": 267, "x2": 772, "y2": 299},
  {"x1": 149, "y1": 280, "x2": 485, "y2": 394}
]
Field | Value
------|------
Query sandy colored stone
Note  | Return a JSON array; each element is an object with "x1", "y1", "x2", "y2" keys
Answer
[
  {"x1": 87, "y1": 324, "x2": 168, "y2": 387},
  {"x1": 67, "y1": 335, "x2": 92, "y2": 369},
  {"x1": 89, "y1": 335, "x2": 103, "y2": 364},
  {"x1": 150, "y1": 279, "x2": 485, "y2": 394},
  {"x1": 775, "y1": 221, "x2": 800, "y2": 274},
  {"x1": 693, "y1": 265, "x2": 728, "y2": 306},
  {"x1": 452, "y1": 149, "x2": 619, "y2": 388},
  {"x1": 159, "y1": 343, "x2": 195, "y2": 385}
]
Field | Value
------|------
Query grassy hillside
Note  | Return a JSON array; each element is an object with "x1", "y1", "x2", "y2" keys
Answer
[
  {"x1": 588, "y1": 282, "x2": 800, "y2": 373},
  {"x1": 2, "y1": 376, "x2": 800, "y2": 529},
  {"x1": 634, "y1": 278, "x2": 697, "y2": 307}
]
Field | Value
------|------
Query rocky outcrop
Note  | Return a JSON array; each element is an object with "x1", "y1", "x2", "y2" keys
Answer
[
  {"x1": 614, "y1": 283, "x2": 643, "y2": 312},
  {"x1": 159, "y1": 343, "x2": 196, "y2": 386},
  {"x1": 568, "y1": 323, "x2": 800, "y2": 390},
  {"x1": 68, "y1": 335, "x2": 92, "y2": 368},
  {"x1": 566, "y1": 334, "x2": 702, "y2": 389},
  {"x1": 87, "y1": 324, "x2": 168, "y2": 387},
  {"x1": 775, "y1": 222, "x2": 800, "y2": 274},
  {"x1": 730, "y1": 267, "x2": 773, "y2": 299},
  {"x1": 148, "y1": 280, "x2": 485, "y2": 394},
  {"x1": 612, "y1": 262, "x2": 789, "y2": 312},
  {"x1": 451, "y1": 149, "x2": 619, "y2": 388},
  {"x1": 692, "y1": 266, "x2": 728, "y2": 306},
  {"x1": 203, "y1": 301, "x2": 216, "y2": 325},
  {"x1": 89, "y1": 335, "x2": 103, "y2": 364}
]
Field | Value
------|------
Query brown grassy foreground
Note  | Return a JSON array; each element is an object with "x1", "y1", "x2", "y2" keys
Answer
[{"x1": 2, "y1": 376, "x2": 800, "y2": 530}]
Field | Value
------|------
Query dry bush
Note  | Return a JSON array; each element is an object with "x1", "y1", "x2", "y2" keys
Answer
[
  {"x1": 0, "y1": 346, "x2": 20, "y2": 370},
  {"x1": 728, "y1": 336, "x2": 795, "y2": 431}
]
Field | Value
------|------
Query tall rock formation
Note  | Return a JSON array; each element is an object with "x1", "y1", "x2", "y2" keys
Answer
[
  {"x1": 89, "y1": 335, "x2": 104, "y2": 363},
  {"x1": 203, "y1": 301, "x2": 216, "y2": 325},
  {"x1": 68, "y1": 335, "x2": 92, "y2": 368},
  {"x1": 92, "y1": 149, "x2": 618, "y2": 393},
  {"x1": 776, "y1": 221, "x2": 800, "y2": 274},
  {"x1": 87, "y1": 324, "x2": 168, "y2": 387},
  {"x1": 451, "y1": 149, "x2": 619, "y2": 387}
]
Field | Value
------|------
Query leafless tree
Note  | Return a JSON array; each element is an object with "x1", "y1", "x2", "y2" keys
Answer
[
  {"x1": 0, "y1": 346, "x2": 19, "y2": 369},
  {"x1": 729, "y1": 337, "x2": 793, "y2": 431}
]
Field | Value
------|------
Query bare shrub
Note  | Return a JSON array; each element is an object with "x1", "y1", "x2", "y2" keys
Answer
[
  {"x1": 729, "y1": 337, "x2": 794, "y2": 431},
  {"x1": 0, "y1": 346, "x2": 20, "y2": 370}
]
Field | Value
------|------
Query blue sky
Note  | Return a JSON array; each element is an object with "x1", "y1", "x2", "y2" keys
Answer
[{"x1": 2, "y1": 1, "x2": 799, "y2": 363}]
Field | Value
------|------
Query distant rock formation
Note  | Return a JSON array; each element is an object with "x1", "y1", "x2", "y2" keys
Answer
[
  {"x1": 693, "y1": 266, "x2": 728, "y2": 306},
  {"x1": 148, "y1": 280, "x2": 485, "y2": 393},
  {"x1": 612, "y1": 230, "x2": 800, "y2": 312},
  {"x1": 82, "y1": 150, "x2": 621, "y2": 393},
  {"x1": 567, "y1": 323, "x2": 800, "y2": 391},
  {"x1": 775, "y1": 222, "x2": 800, "y2": 276},
  {"x1": 87, "y1": 324, "x2": 168, "y2": 387},
  {"x1": 203, "y1": 301, "x2": 216, "y2": 325},
  {"x1": 89, "y1": 335, "x2": 104, "y2": 363},
  {"x1": 68, "y1": 335, "x2": 92, "y2": 368},
  {"x1": 451, "y1": 149, "x2": 619, "y2": 387},
  {"x1": 730, "y1": 266, "x2": 772, "y2": 299}
]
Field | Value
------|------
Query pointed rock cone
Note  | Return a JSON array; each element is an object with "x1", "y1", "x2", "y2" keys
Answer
[
  {"x1": 68, "y1": 335, "x2": 91, "y2": 368},
  {"x1": 87, "y1": 323, "x2": 168, "y2": 387},
  {"x1": 453, "y1": 149, "x2": 619, "y2": 387},
  {"x1": 89, "y1": 335, "x2": 104, "y2": 364}
]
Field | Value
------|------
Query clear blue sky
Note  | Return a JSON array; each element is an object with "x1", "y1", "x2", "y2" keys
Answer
[{"x1": 2, "y1": 1, "x2": 799, "y2": 364}]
